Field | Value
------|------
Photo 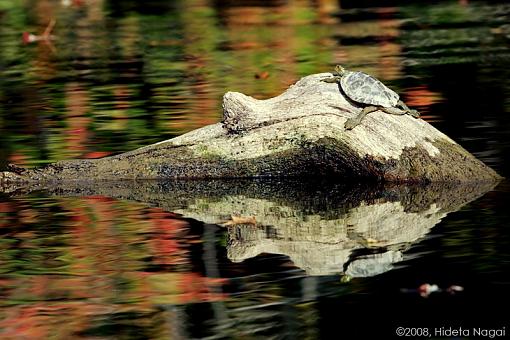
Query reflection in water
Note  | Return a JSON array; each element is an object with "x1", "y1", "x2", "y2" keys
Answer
[
  {"x1": 0, "y1": 179, "x2": 501, "y2": 337},
  {"x1": 9, "y1": 180, "x2": 497, "y2": 276},
  {"x1": 0, "y1": 195, "x2": 224, "y2": 338},
  {"x1": 226, "y1": 199, "x2": 442, "y2": 277},
  {"x1": 123, "y1": 180, "x2": 495, "y2": 277}
]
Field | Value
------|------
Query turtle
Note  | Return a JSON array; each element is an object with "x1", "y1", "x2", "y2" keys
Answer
[{"x1": 322, "y1": 65, "x2": 420, "y2": 130}]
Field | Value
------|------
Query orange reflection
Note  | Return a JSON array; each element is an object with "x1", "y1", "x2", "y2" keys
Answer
[
  {"x1": 64, "y1": 83, "x2": 92, "y2": 157},
  {"x1": 404, "y1": 86, "x2": 442, "y2": 108}
]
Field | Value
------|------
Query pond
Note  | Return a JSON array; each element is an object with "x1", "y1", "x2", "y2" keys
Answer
[{"x1": 0, "y1": 0, "x2": 509, "y2": 338}]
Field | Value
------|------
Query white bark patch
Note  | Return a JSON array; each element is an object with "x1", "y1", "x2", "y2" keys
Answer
[{"x1": 420, "y1": 140, "x2": 441, "y2": 157}]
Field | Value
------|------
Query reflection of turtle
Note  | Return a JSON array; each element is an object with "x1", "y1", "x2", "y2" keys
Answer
[{"x1": 322, "y1": 65, "x2": 420, "y2": 130}]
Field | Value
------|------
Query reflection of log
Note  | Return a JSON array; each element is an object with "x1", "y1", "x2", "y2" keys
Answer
[
  {"x1": 222, "y1": 181, "x2": 494, "y2": 276},
  {"x1": 0, "y1": 74, "x2": 501, "y2": 191},
  {"x1": 225, "y1": 199, "x2": 443, "y2": 276},
  {"x1": 10, "y1": 179, "x2": 497, "y2": 277}
]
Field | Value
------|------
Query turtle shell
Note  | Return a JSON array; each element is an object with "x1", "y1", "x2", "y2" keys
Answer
[{"x1": 340, "y1": 71, "x2": 399, "y2": 107}]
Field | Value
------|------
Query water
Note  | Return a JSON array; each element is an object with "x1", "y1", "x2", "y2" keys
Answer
[{"x1": 1, "y1": 0, "x2": 509, "y2": 338}]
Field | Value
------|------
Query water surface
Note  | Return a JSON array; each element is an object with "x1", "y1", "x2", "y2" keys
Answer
[{"x1": 0, "y1": 0, "x2": 509, "y2": 338}]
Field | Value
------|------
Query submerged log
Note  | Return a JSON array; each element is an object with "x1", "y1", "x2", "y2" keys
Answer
[{"x1": 0, "y1": 73, "x2": 501, "y2": 190}]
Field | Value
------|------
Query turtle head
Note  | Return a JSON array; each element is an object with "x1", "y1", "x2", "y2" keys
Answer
[{"x1": 334, "y1": 65, "x2": 346, "y2": 76}]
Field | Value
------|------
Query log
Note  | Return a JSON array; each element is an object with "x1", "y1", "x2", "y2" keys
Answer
[{"x1": 0, "y1": 73, "x2": 501, "y2": 191}]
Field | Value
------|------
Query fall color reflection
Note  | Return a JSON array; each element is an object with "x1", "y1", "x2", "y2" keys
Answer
[{"x1": 0, "y1": 196, "x2": 226, "y2": 338}]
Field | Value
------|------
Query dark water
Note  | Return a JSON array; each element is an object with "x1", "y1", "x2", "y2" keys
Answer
[{"x1": 1, "y1": 0, "x2": 510, "y2": 338}]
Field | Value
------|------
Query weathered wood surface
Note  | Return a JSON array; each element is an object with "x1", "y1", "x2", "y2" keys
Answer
[{"x1": 0, "y1": 73, "x2": 501, "y2": 190}]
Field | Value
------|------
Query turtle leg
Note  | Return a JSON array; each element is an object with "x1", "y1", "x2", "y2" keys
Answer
[
  {"x1": 345, "y1": 106, "x2": 379, "y2": 130},
  {"x1": 380, "y1": 106, "x2": 406, "y2": 115},
  {"x1": 396, "y1": 100, "x2": 420, "y2": 118}
]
